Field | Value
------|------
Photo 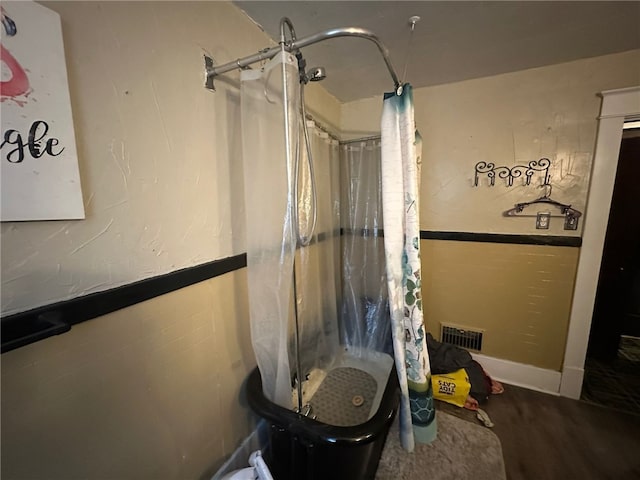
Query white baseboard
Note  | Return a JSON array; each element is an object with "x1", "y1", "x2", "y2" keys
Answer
[
  {"x1": 471, "y1": 353, "x2": 561, "y2": 395},
  {"x1": 558, "y1": 366, "x2": 584, "y2": 399}
]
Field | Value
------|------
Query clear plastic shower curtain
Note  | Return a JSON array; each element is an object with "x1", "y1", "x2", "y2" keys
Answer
[
  {"x1": 293, "y1": 123, "x2": 341, "y2": 380},
  {"x1": 340, "y1": 140, "x2": 392, "y2": 357},
  {"x1": 241, "y1": 52, "x2": 299, "y2": 407},
  {"x1": 240, "y1": 52, "x2": 341, "y2": 409}
]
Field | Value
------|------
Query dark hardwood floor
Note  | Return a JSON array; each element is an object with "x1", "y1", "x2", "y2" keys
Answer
[
  {"x1": 436, "y1": 383, "x2": 640, "y2": 480},
  {"x1": 582, "y1": 336, "x2": 640, "y2": 417}
]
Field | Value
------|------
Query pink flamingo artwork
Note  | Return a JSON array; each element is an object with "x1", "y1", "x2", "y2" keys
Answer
[{"x1": 1, "y1": 7, "x2": 31, "y2": 103}]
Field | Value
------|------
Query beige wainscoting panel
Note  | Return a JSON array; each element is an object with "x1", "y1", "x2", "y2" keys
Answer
[
  {"x1": 421, "y1": 239, "x2": 579, "y2": 371},
  {"x1": 1, "y1": 270, "x2": 253, "y2": 480}
]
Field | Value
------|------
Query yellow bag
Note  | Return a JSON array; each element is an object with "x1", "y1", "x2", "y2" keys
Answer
[{"x1": 431, "y1": 368, "x2": 471, "y2": 408}]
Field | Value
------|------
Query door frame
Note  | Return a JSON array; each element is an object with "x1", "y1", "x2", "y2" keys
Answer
[{"x1": 560, "y1": 86, "x2": 640, "y2": 398}]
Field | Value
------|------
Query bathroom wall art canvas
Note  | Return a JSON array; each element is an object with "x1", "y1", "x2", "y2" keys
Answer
[{"x1": 1, "y1": 1, "x2": 84, "y2": 221}]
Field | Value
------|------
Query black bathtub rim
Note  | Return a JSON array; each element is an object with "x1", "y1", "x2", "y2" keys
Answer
[{"x1": 246, "y1": 366, "x2": 400, "y2": 446}]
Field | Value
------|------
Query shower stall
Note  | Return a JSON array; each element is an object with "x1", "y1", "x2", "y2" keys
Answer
[{"x1": 207, "y1": 18, "x2": 402, "y2": 479}]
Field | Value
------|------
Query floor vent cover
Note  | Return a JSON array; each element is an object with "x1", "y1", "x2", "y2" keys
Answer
[{"x1": 441, "y1": 324, "x2": 484, "y2": 351}]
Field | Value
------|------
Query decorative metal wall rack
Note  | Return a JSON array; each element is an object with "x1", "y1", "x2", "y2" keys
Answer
[{"x1": 474, "y1": 158, "x2": 551, "y2": 187}]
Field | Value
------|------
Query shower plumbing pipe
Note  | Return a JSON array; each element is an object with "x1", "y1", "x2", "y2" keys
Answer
[
  {"x1": 278, "y1": 17, "x2": 306, "y2": 416},
  {"x1": 204, "y1": 27, "x2": 402, "y2": 94},
  {"x1": 280, "y1": 16, "x2": 318, "y2": 248}
]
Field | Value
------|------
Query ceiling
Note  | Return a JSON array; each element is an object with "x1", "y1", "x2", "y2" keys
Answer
[{"x1": 233, "y1": 1, "x2": 640, "y2": 103}]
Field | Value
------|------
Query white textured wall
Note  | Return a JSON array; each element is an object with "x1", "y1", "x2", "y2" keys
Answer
[
  {"x1": 0, "y1": 1, "x2": 340, "y2": 316},
  {"x1": 341, "y1": 50, "x2": 640, "y2": 236}
]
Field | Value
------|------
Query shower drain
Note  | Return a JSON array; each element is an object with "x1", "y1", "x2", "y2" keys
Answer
[{"x1": 308, "y1": 367, "x2": 377, "y2": 427}]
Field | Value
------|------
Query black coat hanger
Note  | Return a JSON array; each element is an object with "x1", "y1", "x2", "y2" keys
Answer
[
  {"x1": 503, "y1": 184, "x2": 582, "y2": 228},
  {"x1": 503, "y1": 184, "x2": 577, "y2": 216}
]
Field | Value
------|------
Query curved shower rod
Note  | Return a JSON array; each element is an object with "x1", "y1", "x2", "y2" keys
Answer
[{"x1": 204, "y1": 26, "x2": 401, "y2": 94}]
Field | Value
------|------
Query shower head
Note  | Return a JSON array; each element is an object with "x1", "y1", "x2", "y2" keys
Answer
[{"x1": 305, "y1": 66, "x2": 326, "y2": 82}]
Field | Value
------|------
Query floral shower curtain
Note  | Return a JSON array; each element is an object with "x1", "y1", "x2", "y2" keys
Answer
[{"x1": 381, "y1": 84, "x2": 437, "y2": 451}]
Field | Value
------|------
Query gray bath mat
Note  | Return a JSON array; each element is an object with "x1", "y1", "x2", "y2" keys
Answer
[
  {"x1": 309, "y1": 367, "x2": 377, "y2": 426},
  {"x1": 376, "y1": 411, "x2": 507, "y2": 480}
]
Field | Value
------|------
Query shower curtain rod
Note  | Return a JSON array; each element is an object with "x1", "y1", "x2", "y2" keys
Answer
[
  {"x1": 303, "y1": 114, "x2": 340, "y2": 143},
  {"x1": 339, "y1": 135, "x2": 381, "y2": 145},
  {"x1": 204, "y1": 27, "x2": 401, "y2": 94},
  {"x1": 302, "y1": 112, "x2": 381, "y2": 146},
  {"x1": 303, "y1": 114, "x2": 381, "y2": 147}
]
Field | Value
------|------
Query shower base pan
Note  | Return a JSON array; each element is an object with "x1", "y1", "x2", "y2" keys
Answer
[
  {"x1": 309, "y1": 366, "x2": 378, "y2": 426},
  {"x1": 247, "y1": 350, "x2": 399, "y2": 480}
]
